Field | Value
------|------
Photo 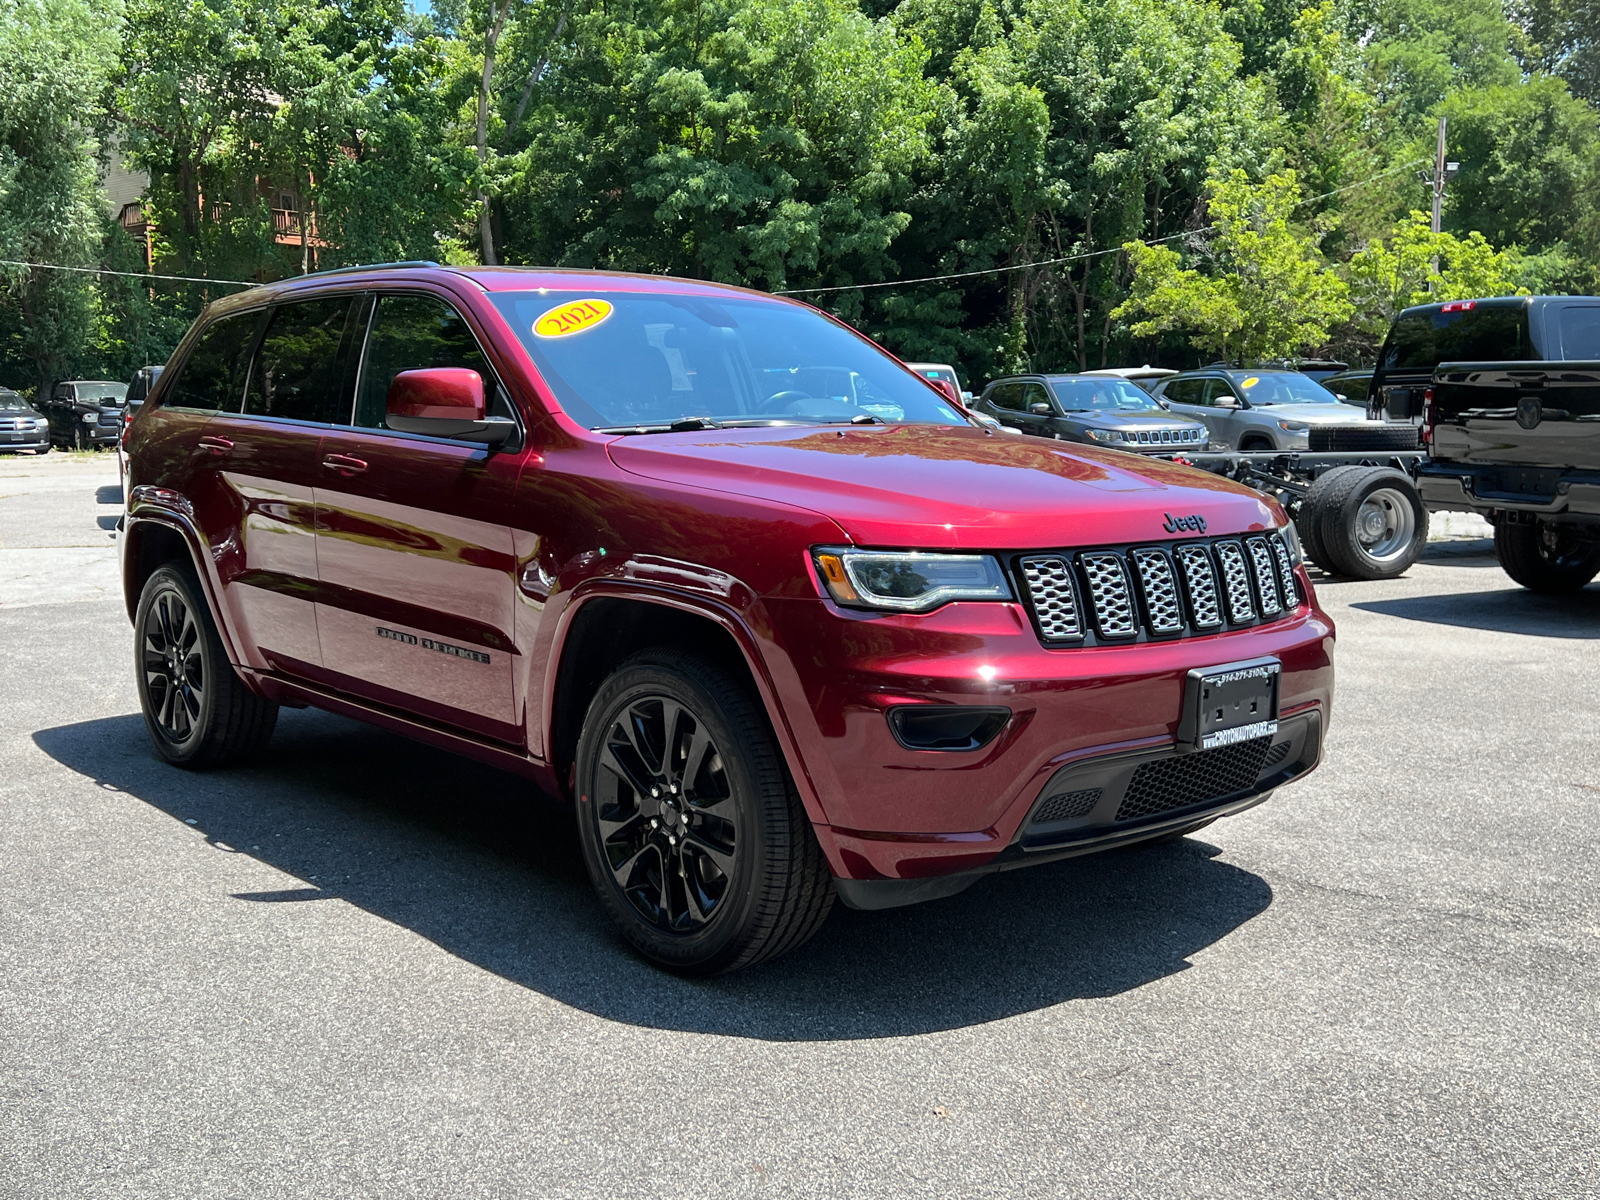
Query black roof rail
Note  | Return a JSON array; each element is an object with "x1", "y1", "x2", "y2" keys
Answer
[{"x1": 294, "y1": 260, "x2": 443, "y2": 280}]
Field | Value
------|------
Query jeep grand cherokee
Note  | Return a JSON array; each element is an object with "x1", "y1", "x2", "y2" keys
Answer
[{"x1": 121, "y1": 263, "x2": 1334, "y2": 973}]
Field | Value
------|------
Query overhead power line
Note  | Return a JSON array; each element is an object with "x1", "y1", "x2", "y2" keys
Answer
[
  {"x1": 774, "y1": 158, "x2": 1431, "y2": 298},
  {"x1": 0, "y1": 260, "x2": 257, "y2": 288}
]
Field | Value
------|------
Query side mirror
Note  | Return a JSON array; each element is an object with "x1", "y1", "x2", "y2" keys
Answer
[
  {"x1": 1029, "y1": 402, "x2": 1053, "y2": 415},
  {"x1": 1334, "y1": 392, "x2": 1349, "y2": 403},
  {"x1": 928, "y1": 377, "x2": 961, "y2": 406},
  {"x1": 1215, "y1": 397, "x2": 1241, "y2": 410},
  {"x1": 386, "y1": 368, "x2": 514, "y2": 446}
]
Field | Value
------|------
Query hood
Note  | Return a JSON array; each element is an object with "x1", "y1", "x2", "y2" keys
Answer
[
  {"x1": 1252, "y1": 403, "x2": 1367, "y2": 424},
  {"x1": 607, "y1": 424, "x2": 1279, "y2": 548}
]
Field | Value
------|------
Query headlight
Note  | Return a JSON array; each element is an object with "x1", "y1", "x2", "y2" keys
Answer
[
  {"x1": 1281, "y1": 522, "x2": 1304, "y2": 566},
  {"x1": 33, "y1": 418, "x2": 47, "y2": 428},
  {"x1": 82, "y1": 411, "x2": 97, "y2": 424},
  {"x1": 1277, "y1": 421, "x2": 1309, "y2": 434},
  {"x1": 1086, "y1": 429, "x2": 1123, "y2": 443},
  {"x1": 812, "y1": 548, "x2": 1012, "y2": 612}
]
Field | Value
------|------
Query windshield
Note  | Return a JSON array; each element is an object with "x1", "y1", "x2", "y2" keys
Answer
[
  {"x1": 491, "y1": 291, "x2": 968, "y2": 430},
  {"x1": 0, "y1": 394, "x2": 29, "y2": 411},
  {"x1": 1231, "y1": 372, "x2": 1339, "y2": 406},
  {"x1": 74, "y1": 382, "x2": 127, "y2": 403},
  {"x1": 1049, "y1": 377, "x2": 1164, "y2": 413}
]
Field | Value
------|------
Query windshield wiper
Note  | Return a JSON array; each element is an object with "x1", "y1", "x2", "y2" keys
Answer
[{"x1": 593, "y1": 416, "x2": 817, "y2": 435}]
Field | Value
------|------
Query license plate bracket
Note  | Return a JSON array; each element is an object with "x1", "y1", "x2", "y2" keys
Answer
[{"x1": 1178, "y1": 656, "x2": 1280, "y2": 751}]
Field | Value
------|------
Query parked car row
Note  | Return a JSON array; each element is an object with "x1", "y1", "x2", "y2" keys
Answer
[{"x1": 0, "y1": 369, "x2": 167, "y2": 456}]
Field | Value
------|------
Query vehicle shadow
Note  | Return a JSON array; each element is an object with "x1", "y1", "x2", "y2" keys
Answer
[
  {"x1": 1351, "y1": 586, "x2": 1600, "y2": 637},
  {"x1": 34, "y1": 710, "x2": 1274, "y2": 1041}
]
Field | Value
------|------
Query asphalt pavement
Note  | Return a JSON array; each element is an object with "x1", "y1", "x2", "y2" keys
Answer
[{"x1": 1, "y1": 452, "x2": 1596, "y2": 1198}]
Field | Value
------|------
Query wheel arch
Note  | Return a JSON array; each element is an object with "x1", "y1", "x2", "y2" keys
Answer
[
  {"x1": 543, "y1": 588, "x2": 829, "y2": 834},
  {"x1": 122, "y1": 511, "x2": 246, "y2": 666}
]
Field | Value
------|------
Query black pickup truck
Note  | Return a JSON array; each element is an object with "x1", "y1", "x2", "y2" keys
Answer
[{"x1": 1378, "y1": 295, "x2": 1600, "y2": 591}]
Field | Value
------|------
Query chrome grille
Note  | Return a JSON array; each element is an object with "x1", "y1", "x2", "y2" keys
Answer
[
  {"x1": 1173, "y1": 544, "x2": 1222, "y2": 629},
  {"x1": 1080, "y1": 553, "x2": 1137, "y2": 638},
  {"x1": 1269, "y1": 537, "x2": 1299, "y2": 608},
  {"x1": 1246, "y1": 537, "x2": 1282, "y2": 615},
  {"x1": 1214, "y1": 541, "x2": 1255, "y2": 623},
  {"x1": 1018, "y1": 531, "x2": 1300, "y2": 646},
  {"x1": 1130, "y1": 549, "x2": 1182, "y2": 634},
  {"x1": 1018, "y1": 556, "x2": 1082, "y2": 642}
]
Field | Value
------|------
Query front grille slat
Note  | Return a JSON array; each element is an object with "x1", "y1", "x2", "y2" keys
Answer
[
  {"x1": 1246, "y1": 536, "x2": 1282, "y2": 615},
  {"x1": 1269, "y1": 537, "x2": 1299, "y2": 608},
  {"x1": 1020, "y1": 531, "x2": 1301, "y2": 645},
  {"x1": 1019, "y1": 555, "x2": 1083, "y2": 642},
  {"x1": 1130, "y1": 548, "x2": 1182, "y2": 635},
  {"x1": 1213, "y1": 541, "x2": 1256, "y2": 624},
  {"x1": 1080, "y1": 553, "x2": 1137, "y2": 638}
]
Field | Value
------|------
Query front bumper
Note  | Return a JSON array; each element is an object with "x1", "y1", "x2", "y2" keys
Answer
[
  {"x1": 761, "y1": 586, "x2": 1335, "y2": 885},
  {"x1": 0, "y1": 436, "x2": 49, "y2": 451},
  {"x1": 834, "y1": 708, "x2": 1320, "y2": 908}
]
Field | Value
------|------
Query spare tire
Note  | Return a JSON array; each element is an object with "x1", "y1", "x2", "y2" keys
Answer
[
  {"x1": 1308, "y1": 424, "x2": 1421, "y2": 452},
  {"x1": 1315, "y1": 467, "x2": 1428, "y2": 580}
]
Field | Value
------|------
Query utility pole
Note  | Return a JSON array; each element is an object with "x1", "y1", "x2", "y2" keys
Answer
[{"x1": 1419, "y1": 117, "x2": 1460, "y2": 287}]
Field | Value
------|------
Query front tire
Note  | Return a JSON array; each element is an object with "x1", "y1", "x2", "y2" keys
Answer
[
  {"x1": 574, "y1": 650, "x2": 834, "y2": 974},
  {"x1": 1494, "y1": 521, "x2": 1600, "y2": 593},
  {"x1": 135, "y1": 564, "x2": 278, "y2": 767}
]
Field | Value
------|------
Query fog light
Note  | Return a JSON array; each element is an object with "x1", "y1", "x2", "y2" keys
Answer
[{"x1": 887, "y1": 705, "x2": 1011, "y2": 752}]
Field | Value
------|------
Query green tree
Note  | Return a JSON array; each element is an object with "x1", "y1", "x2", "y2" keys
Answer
[
  {"x1": 1114, "y1": 169, "x2": 1352, "y2": 361},
  {"x1": 1345, "y1": 209, "x2": 1525, "y2": 340},
  {"x1": 1433, "y1": 75, "x2": 1600, "y2": 291},
  {"x1": 0, "y1": 0, "x2": 119, "y2": 394}
]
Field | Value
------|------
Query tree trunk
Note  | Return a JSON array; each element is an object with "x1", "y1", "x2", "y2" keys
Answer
[{"x1": 477, "y1": 0, "x2": 513, "y2": 266}]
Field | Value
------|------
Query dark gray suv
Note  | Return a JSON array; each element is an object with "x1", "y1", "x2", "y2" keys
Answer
[{"x1": 974, "y1": 374, "x2": 1207, "y2": 451}]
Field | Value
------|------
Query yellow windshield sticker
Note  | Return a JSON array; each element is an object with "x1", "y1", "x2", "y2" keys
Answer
[
  {"x1": 534, "y1": 298, "x2": 613, "y2": 338},
  {"x1": 1241, "y1": 375, "x2": 1260, "y2": 388}
]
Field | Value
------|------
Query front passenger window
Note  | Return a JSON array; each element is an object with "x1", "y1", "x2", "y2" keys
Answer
[
  {"x1": 245, "y1": 296, "x2": 358, "y2": 423},
  {"x1": 355, "y1": 294, "x2": 510, "y2": 430}
]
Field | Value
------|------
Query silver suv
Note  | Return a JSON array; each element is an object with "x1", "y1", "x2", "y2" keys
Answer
[{"x1": 1153, "y1": 368, "x2": 1370, "y2": 451}]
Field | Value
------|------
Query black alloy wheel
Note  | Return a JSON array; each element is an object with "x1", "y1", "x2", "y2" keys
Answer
[
  {"x1": 574, "y1": 650, "x2": 835, "y2": 974},
  {"x1": 142, "y1": 582, "x2": 206, "y2": 745},
  {"x1": 594, "y1": 693, "x2": 739, "y2": 933},
  {"x1": 134, "y1": 564, "x2": 278, "y2": 767}
]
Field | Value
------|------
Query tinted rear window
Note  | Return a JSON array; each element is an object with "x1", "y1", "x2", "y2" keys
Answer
[
  {"x1": 167, "y1": 311, "x2": 263, "y2": 413},
  {"x1": 245, "y1": 296, "x2": 357, "y2": 423},
  {"x1": 1382, "y1": 306, "x2": 1533, "y2": 370},
  {"x1": 1557, "y1": 305, "x2": 1600, "y2": 359}
]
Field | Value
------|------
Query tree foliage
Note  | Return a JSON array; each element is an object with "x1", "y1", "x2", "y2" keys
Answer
[
  {"x1": 1115, "y1": 170, "x2": 1352, "y2": 361},
  {"x1": 3, "y1": 0, "x2": 1600, "y2": 394}
]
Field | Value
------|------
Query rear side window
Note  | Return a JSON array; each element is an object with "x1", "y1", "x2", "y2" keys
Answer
[
  {"x1": 1556, "y1": 305, "x2": 1600, "y2": 359},
  {"x1": 354, "y1": 293, "x2": 502, "y2": 429},
  {"x1": 1382, "y1": 306, "x2": 1533, "y2": 370},
  {"x1": 987, "y1": 383, "x2": 1025, "y2": 411},
  {"x1": 245, "y1": 296, "x2": 359, "y2": 423},
  {"x1": 167, "y1": 311, "x2": 263, "y2": 413},
  {"x1": 1163, "y1": 378, "x2": 1204, "y2": 404}
]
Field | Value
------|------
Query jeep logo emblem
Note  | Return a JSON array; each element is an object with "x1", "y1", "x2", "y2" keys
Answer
[{"x1": 1163, "y1": 512, "x2": 1207, "y2": 534}]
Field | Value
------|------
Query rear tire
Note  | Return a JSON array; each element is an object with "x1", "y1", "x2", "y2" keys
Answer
[
  {"x1": 1494, "y1": 521, "x2": 1600, "y2": 593},
  {"x1": 135, "y1": 564, "x2": 278, "y2": 767},
  {"x1": 1316, "y1": 467, "x2": 1427, "y2": 580},
  {"x1": 1294, "y1": 469, "x2": 1345, "y2": 573},
  {"x1": 574, "y1": 649, "x2": 834, "y2": 974}
]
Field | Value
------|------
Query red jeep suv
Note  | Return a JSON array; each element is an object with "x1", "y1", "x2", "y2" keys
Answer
[{"x1": 122, "y1": 263, "x2": 1334, "y2": 973}]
